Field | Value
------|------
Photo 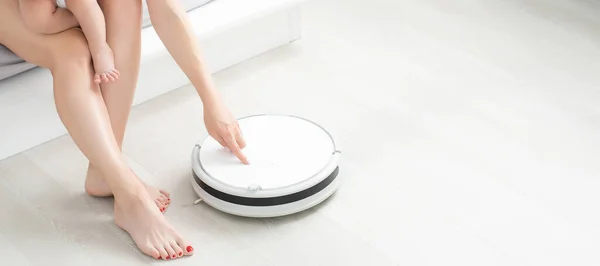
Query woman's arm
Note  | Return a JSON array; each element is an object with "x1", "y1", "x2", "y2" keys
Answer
[
  {"x1": 146, "y1": 0, "x2": 219, "y2": 108},
  {"x1": 146, "y1": 0, "x2": 249, "y2": 164}
]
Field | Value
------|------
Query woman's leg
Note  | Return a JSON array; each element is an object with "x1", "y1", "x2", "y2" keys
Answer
[
  {"x1": 0, "y1": 0, "x2": 192, "y2": 260},
  {"x1": 83, "y1": 0, "x2": 171, "y2": 211}
]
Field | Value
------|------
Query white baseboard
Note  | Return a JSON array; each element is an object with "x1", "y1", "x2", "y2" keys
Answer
[{"x1": 0, "y1": 0, "x2": 304, "y2": 161}]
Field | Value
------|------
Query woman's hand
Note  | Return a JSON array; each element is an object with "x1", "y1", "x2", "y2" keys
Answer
[{"x1": 204, "y1": 103, "x2": 249, "y2": 164}]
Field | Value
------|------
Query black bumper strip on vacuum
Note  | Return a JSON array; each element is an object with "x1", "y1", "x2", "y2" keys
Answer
[{"x1": 193, "y1": 167, "x2": 339, "y2": 207}]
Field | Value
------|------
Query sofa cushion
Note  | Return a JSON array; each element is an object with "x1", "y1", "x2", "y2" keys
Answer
[{"x1": 0, "y1": 45, "x2": 36, "y2": 81}]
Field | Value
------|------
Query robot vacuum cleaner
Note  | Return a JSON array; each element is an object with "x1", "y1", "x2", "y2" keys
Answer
[{"x1": 191, "y1": 114, "x2": 341, "y2": 218}]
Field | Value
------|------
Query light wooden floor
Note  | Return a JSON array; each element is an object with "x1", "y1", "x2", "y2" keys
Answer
[{"x1": 2, "y1": 0, "x2": 600, "y2": 265}]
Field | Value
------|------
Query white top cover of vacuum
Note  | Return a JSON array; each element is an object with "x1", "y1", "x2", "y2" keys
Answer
[{"x1": 196, "y1": 115, "x2": 337, "y2": 197}]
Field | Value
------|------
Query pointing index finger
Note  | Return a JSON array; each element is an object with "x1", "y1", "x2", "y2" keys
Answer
[{"x1": 224, "y1": 133, "x2": 249, "y2": 164}]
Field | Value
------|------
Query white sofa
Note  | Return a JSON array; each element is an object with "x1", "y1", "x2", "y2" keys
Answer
[{"x1": 0, "y1": 0, "x2": 304, "y2": 160}]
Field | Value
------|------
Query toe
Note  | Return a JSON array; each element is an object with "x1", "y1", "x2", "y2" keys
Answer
[
  {"x1": 141, "y1": 244, "x2": 161, "y2": 260},
  {"x1": 158, "y1": 246, "x2": 169, "y2": 260},
  {"x1": 106, "y1": 73, "x2": 115, "y2": 82},
  {"x1": 165, "y1": 244, "x2": 177, "y2": 260},
  {"x1": 175, "y1": 235, "x2": 193, "y2": 256},
  {"x1": 93, "y1": 74, "x2": 101, "y2": 84},
  {"x1": 109, "y1": 71, "x2": 119, "y2": 81},
  {"x1": 171, "y1": 241, "x2": 184, "y2": 258},
  {"x1": 160, "y1": 194, "x2": 170, "y2": 204},
  {"x1": 150, "y1": 248, "x2": 161, "y2": 260},
  {"x1": 112, "y1": 69, "x2": 120, "y2": 77},
  {"x1": 156, "y1": 198, "x2": 168, "y2": 210},
  {"x1": 101, "y1": 73, "x2": 109, "y2": 83},
  {"x1": 159, "y1": 189, "x2": 171, "y2": 198},
  {"x1": 154, "y1": 200, "x2": 165, "y2": 212},
  {"x1": 157, "y1": 196, "x2": 166, "y2": 205},
  {"x1": 185, "y1": 245, "x2": 194, "y2": 255}
]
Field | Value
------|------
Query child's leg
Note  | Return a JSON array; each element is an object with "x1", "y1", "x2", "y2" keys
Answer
[{"x1": 64, "y1": 0, "x2": 119, "y2": 83}]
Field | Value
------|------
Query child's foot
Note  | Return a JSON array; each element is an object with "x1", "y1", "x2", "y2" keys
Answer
[{"x1": 91, "y1": 43, "x2": 119, "y2": 84}]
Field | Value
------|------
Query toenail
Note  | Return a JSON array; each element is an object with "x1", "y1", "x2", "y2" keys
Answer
[
  {"x1": 172, "y1": 255, "x2": 176, "y2": 258},
  {"x1": 179, "y1": 252, "x2": 182, "y2": 256},
  {"x1": 186, "y1": 246, "x2": 194, "y2": 252}
]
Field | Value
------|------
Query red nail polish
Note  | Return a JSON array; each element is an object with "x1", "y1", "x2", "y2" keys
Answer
[
  {"x1": 166, "y1": 256, "x2": 170, "y2": 260},
  {"x1": 172, "y1": 255, "x2": 176, "y2": 258},
  {"x1": 186, "y1": 246, "x2": 194, "y2": 252},
  {"x1": 179, "y1": 252, "x2": 182, "y2": 256}
]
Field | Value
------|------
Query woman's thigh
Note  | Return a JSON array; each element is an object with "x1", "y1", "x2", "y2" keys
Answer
[{"x1": 0, "y1": 0, "x2": 91, "y2": 71}]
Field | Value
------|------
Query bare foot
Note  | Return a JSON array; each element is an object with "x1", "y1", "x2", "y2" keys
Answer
[
  {"x1": 114, "y1": 178, "x2": 194, "y2": 260},
  {"x1": 85, "y1": 165, "x2": 171, "y2": 212},
  {"x1": 91, "y1": 43, "x2": 120, "y2": 84}
]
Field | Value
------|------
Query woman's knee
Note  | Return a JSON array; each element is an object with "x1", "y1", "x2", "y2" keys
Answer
[{"x1": 48, "y1": 29, "x2": 92, "y2": 72}]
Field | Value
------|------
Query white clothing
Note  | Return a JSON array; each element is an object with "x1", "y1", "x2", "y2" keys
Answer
[{"x1": 56, "y1": 0, "x2": 67, "y2": 8}]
